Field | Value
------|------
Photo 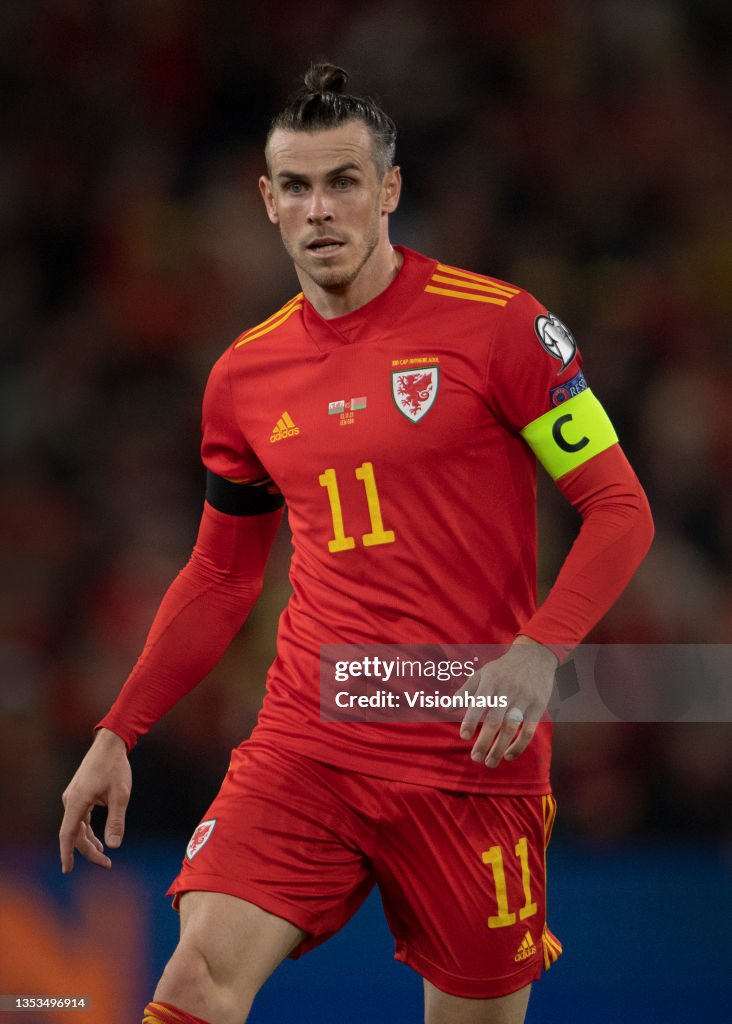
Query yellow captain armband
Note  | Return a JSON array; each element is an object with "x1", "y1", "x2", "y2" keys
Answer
[{"x1": 520, "y1": 389, "x2": 618, "y2": 480}]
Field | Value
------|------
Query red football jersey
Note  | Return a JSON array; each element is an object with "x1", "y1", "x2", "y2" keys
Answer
[{"x1": 202, "y1": 247, "x2": 601, "y2": 793}]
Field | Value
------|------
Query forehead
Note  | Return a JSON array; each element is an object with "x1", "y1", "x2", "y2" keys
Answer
[{"x1": 266, "y1": 122, "x2": 377, "y2": 176}]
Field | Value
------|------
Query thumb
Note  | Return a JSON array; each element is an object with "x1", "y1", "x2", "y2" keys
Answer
[{"x1": 105, "y1": 800, "x2": 127, "y2": 848}]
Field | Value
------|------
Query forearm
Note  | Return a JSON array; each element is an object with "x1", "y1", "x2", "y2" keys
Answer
[
  {"x1": 96, "y1": 503, "x2": 283, "y2": 750},
  {"x1": 96, "y1": 554, "x2": 262, "y2": 748},
  {"x1": 519, "y1": 446, "x2": 654, "y2": 660}
]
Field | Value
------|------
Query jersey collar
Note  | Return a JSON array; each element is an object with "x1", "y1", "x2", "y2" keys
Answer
[{"x1": 301, "y1": 246, "x2": 436, "y2": 351}]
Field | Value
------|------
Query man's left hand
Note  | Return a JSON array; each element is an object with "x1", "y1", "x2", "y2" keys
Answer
[{"x1": 459, "y1": 637, "x2": 558, "y2": 767}]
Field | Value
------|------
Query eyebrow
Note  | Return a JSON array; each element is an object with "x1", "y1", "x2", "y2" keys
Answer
[{"x1": 276, "y1": 163, "x2": 363, "y2": 181}]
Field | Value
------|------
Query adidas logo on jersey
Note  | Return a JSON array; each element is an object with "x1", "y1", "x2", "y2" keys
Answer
[
  {"x1": 514, "y1": 930, "x2": 537, "y2": 962},
  {"x1": 270, "y1": 411, "x2": 300, "y2": 443}
]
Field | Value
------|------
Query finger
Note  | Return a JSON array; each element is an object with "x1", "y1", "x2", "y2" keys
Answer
[
  {"x1": 104, "y1": 793, "x2": 128, "y2": 849},
  {"x1": 485, "y1": 715, "x2": 524, "y2": 767},
  {"x1": 60, "y1": 817, "x2": 113, "y2": 872},
  {"x1": 461, "y1": 671, "x2": 480, "y2": 697},
  {"x1": 76, "y1": 828, "x2": 112, "y2": 869},
  {"x1": 504, "y1": 714, "x2": 539, "y2": 761},
  {"x1": 469, "y1": 713, "x2": 505, "y2": 763},
  {"x1": 460, "y1": 704, "x2": 483, "y2": 740},
  {"x1": 460, "y1": 666, "x2": 504, "y2": 739},
  {"x1": 59, "y1": 799, "x2": 90, "y2": 874},
  {"x1": 83, "y1": 821, "x2": 105, "y2": 854},
  {"x1": 459, "y1": 673, "x2": 482, "y2": 739},
  {"x1": 59, "y1": 836, "x2": 74, "y2": 875}
]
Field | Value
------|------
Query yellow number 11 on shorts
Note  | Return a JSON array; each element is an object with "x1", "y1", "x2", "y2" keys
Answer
[{"x1": 482, "y1": 837, "x2": 538, "y2": 928}]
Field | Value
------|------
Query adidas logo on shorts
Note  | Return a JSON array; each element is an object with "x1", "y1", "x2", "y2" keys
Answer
[{"x1": 514, "y1": 930, "x2": 537, "y2": 962}]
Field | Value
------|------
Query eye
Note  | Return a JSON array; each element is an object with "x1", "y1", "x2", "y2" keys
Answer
[
  {"x1": 285, "y1": 181, "x2": 306, "y2": 194},
  {"x1": 334, "y1": 177, "x2": 353, "y2": 190}
]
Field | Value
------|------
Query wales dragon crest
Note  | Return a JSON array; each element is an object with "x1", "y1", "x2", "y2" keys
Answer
[{"x1": 391, "y1": 366, "x2": 439, "y2": 422}]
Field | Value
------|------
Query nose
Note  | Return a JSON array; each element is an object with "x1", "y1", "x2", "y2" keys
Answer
[{"x1": 307, "y1": 188, "x2": 333, "y2": 224}]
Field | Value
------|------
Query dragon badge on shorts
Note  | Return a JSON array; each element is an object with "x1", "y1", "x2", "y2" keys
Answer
[
  {"x1": 391, "y1": 366, "x2": 439, "y2": 422},
  {"x1": 186, "y1": 818, "x2": 216, "y2": 861}
]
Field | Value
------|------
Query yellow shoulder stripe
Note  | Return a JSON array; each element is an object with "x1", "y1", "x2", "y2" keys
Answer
[
  {"x1": 234, "y1": 294, "x2": 303, "y2": 348},
  {"x1": 520, "y1": 390, "x2": 618, "y2": 479},
  {"x1": 431, "y1": 273, "x2": 518, "y2": 299},
  {"x1": 435, "y1": 263, "x2": 520, "y2": 296},
  {"x1": 243, "y1": 293, "x2": 302, "y2": 336},
  {"x1": 425, "y1": 285, "x2": 508, "y2": 306}
]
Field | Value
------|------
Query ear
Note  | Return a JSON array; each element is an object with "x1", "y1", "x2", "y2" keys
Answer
[
  {"x1": 259, "y1": 175, "x2": 279, "y2": 224},
  {"x1": 381, "y1": 166, "x2": 402, "y2": 215}
]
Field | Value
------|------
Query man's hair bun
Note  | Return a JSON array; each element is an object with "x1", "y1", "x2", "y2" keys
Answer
[
  {"x1": 304, "y1": 63, "x2": 348, "y2": 95},
  {"x1": 269, "y1": 62, "x2": 396, "y2": 175}
]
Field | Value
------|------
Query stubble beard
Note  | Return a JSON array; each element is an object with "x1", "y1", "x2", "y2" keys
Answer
[{"x1": 284, "y1": 208, "x2": 382, "y2": 294}]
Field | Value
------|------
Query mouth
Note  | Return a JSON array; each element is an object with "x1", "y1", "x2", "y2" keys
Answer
[{"x1": 306, "y1": 237, "x2": 345, "y2": 257}]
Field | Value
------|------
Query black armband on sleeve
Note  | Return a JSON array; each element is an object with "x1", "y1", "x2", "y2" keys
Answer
[{"x1": 205, "y1": 471, "x2": 285, "y2": 516}]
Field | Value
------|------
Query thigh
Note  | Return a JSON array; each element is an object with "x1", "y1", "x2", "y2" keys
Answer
[
  {"x1": 175, "y1": 891, "x2": 305, "y2": 989},
  {"x1": 424, "y1": 979, "x2": 531, "y2": 1024},
  {"x1": 375, "y1": 789, "x2": 561, "y2": 999},
  {"x1": 167, "y1": 743, "x2": 376, "y2": 954}
]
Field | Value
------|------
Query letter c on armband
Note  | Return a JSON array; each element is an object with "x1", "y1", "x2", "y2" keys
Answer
[{"x1": 551, "y1": 413, "x2": 589, "y2": 453}]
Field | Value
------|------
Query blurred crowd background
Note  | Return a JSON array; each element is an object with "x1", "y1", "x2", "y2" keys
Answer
[{"x1": 1, "y1": 0, "x2": 730, "y2": 852}]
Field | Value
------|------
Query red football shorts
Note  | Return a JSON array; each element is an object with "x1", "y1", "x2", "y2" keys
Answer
[{"x1": 167, "y1": 742, "x2": 562, "y2": 999}]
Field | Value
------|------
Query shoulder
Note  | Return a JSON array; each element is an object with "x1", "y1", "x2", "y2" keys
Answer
[
  {"x1": 418, "y1": 255, "x2": 584, "y2": 387},
  {"x1": 423, "y1": 258, "x2": 527, "y2": 309},
  {"x1": 231, "y1": 292, "x2": 305, "y2": 352},
  {"x1": 416, "y1": 255, "x2": 544, "y2": 332},
  {"x1": 202, "y1": 292, "x2": 301, "y2": 395},
  {"x1": 209, "y1": 292, "x2": 306, "y2": 373}
]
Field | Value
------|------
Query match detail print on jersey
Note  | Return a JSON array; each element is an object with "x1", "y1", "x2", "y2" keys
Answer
[{"x1": 520, "y1": 389, "x2": 618, "y2": 480}]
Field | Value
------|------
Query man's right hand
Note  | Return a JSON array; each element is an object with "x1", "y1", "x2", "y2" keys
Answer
[{"x1": 59, "y1": 728, "x2": 132, "y2": 874}]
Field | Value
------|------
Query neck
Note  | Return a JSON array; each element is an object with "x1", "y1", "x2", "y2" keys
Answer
[{"x1": 297, "y1": 241, "x2": 403, "y2": 319}]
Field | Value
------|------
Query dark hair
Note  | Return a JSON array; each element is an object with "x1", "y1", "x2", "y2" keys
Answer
[{"x1": 267, "y1": 63, "x2": 397, "y2": 175}]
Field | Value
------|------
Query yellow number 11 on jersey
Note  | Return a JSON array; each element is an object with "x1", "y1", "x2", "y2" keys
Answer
[{"x1": 319, "y1": 462, "x2": 396, "y2": 552}]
